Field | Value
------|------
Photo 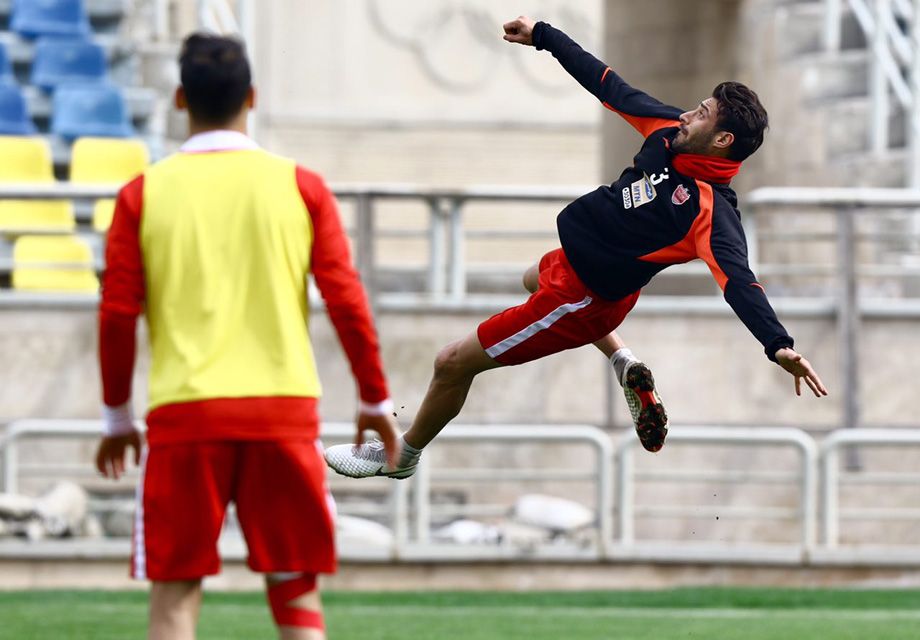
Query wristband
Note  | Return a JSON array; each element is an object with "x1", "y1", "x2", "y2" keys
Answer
[
  {"x1": 359, "y1": 398, "x2": 394, "y2": 416},
  {"x1": 102, "y1": 402, "x2": 138, "y2": 436}
]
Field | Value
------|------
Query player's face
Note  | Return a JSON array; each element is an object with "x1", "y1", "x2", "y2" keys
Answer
[{"x1": 673, "y1": 97, "x2": 721, "y2": 155}]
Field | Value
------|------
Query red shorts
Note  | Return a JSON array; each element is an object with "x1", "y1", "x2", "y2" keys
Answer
[
  {"x1": 132, "y1": 439, "x2": 336, "y2": 581},
  {"x1": 478, "y1": 248, "x2": 640, "y2": 365}
]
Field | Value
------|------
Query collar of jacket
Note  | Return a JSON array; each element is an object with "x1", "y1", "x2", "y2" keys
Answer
[{"x1": 671, "y1": 152, "x2": 741, "y2": 184}]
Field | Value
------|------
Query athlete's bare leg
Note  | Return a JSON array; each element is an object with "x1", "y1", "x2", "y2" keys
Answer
[
  {"x1": 522, "y1": 261, "x2": 627, "y2": 359},
  {"x1": 525, "y1": 260, "x2": 668, "y2": 450},
  {"x1": 402, "y1": 331, "x2": 503, "y2": 450},
  {"x1": 149, "y1": 580, "x2": 202, "y2": 640}
]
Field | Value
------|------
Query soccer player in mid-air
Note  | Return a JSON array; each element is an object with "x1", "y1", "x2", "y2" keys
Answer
[
  {"x1": 95, "y1": 34, "x2": 399, "y2": 640},
  {"x1": 326, "y1": 15, "x2": 828, "y2": 479}
]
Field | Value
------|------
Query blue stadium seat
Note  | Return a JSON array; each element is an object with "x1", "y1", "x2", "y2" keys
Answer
[
  {"x1": 31, "y1": 38, "x2": 108, "y2": 92},
  {"x1": 11, "y1": 0, "x2": 91, "y2": 40},
  {"x1": 0, "y1": 83, "x2": 37, "y2": 135},
  {"x1": 0, "y1": 43, "x2": 12, "y2": 84},
  {"x1": 51, "y1": 84, "x2": 134, "y2": 139}
]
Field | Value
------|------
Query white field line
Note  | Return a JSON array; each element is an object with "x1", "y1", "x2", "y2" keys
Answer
[
  {"x1": 316, "y1": 606, "x2": 920, "y2": 621},
  {"x1": 28, "y1": 602, "x2": 919, "y2": 623}
]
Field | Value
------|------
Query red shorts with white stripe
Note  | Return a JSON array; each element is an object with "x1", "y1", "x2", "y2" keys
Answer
[
  {"x1": 478, "y1": 248, "x2": 640, "y2": 365},
  {"x1": 132, "y1": 439, "x2": 336, "y2": 581}
]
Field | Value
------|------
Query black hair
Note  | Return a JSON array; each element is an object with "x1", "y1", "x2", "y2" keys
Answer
[
  {"x1": 711, "y1": 82, "x2": 768, "y2": 161},
  {"x1": 179, "y1": 33, "x2": 252, "y2": 125}
]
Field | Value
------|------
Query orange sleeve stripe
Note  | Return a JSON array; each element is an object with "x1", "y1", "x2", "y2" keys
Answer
[
  {"x1": 693, "y1": 180, "x2": 728, "y2": 291},
  {"x1": 601, "y1": 66, "x2": 611, "y2": 83},
  {"x1": 602, "y1": 103, "x2": 681, "y2": 138},
  {"x1": 750, "y1": 282, "x2": 765, "y2": 293}
]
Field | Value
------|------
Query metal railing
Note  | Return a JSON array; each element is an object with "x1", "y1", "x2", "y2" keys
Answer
[
  {"x1": 746, "y1": 186, "x2": 920, "y2": 457},
  {"x1": 824, "y1": 0, "x2": 920, "y2": 184},
  {"x1": 4, "y1": 419, "x2": 920, "y2": 565},
  {"x1": 2, "y1": 182, "x2": 919, "y2": 433},
  {"x1": 322, "y1": 422, "x2": 614, "y2": 560},
  {"x1": 2, "y1": 183, "x2": 919, "y2": 306},
  {"x1": 820, "y1": 428, "x2": 920, "y2": 547},
  {"x1": 615, "y1": 426, "x2": 818, "y2": 554}
]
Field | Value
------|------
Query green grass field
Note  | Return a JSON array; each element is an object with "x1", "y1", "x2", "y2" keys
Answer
[{"x1": 1, "y1": 588, "x2": 919, "y2": 639}]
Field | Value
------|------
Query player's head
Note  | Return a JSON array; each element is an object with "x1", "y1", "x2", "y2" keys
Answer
[
  {"x1": 175, "y1": 33, "x2": 254, "y2": 129},
  {"x1": 672, "y1": 81, "x2": 768, "y2": 161}
]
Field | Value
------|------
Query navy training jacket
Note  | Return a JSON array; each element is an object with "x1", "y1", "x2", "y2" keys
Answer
[{"x1": 533, "y1": 21, "x2": 794, "y2": 361}]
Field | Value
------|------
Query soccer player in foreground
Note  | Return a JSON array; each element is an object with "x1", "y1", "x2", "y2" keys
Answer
[
  {"x1": 325, "y1": 15, "x2": 827, "y2": 480},
  {"x1": 94, "y1": 34, "x2": 400, "y2": 640}
]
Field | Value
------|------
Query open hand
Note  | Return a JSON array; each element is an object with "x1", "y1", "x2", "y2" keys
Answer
[
  {"x1": 775, "y1": 348, "x2": 828, "y2": 397},
  {"x1": 95, "y1": 431, "x2": 142, "y2": 479},
  {"x1": 503, "y1": 16, "x2": 536, "y2": 46},
  {"x1": 355, "y1": 412, "x2": 402, "y2": 469}
]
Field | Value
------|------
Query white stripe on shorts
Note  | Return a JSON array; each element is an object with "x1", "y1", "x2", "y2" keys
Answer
[
  {"x1": 485, "y1": 295, "x2": 593, "y2": 359},
  {"x1": 132, "y1": 446, "x2": 149, "y2": 580}
]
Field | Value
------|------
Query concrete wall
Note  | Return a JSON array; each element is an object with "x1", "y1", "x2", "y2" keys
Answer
[
  {"x1": 4, "y1": 306, "x2": 915, "y2": 428},
  {"x1": 1, "y1": 305, "x2": 919, "y2": 550}
]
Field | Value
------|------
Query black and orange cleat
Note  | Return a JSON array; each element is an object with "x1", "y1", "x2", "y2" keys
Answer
[{"x1": 623, "y1": 362, "x2": 668, "y2": 452}]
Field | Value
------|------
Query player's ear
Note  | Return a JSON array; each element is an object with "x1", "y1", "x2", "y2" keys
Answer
[
  {"x1": 713, "y1": 130, "x2": 734, "y2": 150},
  {"x1": 175, "y1": 87, "x2": 187, "y2": 111},
  {"x1": 245, "y1": 86, "x2": 256, "y2": 110}
]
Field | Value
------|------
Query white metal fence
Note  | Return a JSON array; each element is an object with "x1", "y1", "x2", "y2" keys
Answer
[
  {"x1": 824, "y1": 0, "x2": 920, "y2": 184},
  {"x1": 3, "y1": 419, "x2": 920, "y2": 566}
]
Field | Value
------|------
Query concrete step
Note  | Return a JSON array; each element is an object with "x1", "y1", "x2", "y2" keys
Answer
[
  {"x1": 832, "y1": 147, "x2": 909, "y2": 187},
  {"x1": 823, "y1": 96, "x2": 906, "y2": 156},
  {"x1": 773, "y1": 1, "x2": 866, "y2": 58},
  {"x1": 798, "y1": 49, "x2": 869, "y2": 102}
]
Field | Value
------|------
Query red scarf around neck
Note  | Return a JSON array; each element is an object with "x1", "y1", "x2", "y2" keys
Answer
[{"x1": 671, "y1": 153, "x2": 741, "y2": 184}]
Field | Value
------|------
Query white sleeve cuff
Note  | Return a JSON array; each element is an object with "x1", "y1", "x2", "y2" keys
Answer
[
  {"x1": 102, "y1": 402, "x2": 138, "y2": 436},
  {"x1": 359, "y1": 398, "x2": 394, "y2": 416}
]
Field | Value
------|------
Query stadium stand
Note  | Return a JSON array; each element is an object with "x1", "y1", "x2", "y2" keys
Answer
[
  {"x1": 10, "y1": 0, "x2": 91, "y2": 40},
  {"x1": 51, "y1": 84, "x2": 133, "y2": 139},
  {"x1": 0, "y1": 135, "x2": 74, "y2": 232},
  {"x1": 30, "y1": 37, "x2": 107, "y2": 92},
  {"x1": 0, "y1": 0, "x2": 157, "y2": 172},
  {"x1": 0, "y1": 40, "x2": 11, "y2": 82},
  {"x1": 11, "y1": 234, "x2": 97, "y2": 291},
  {"x1": 0, "y1": 81, "x2": 34, "y2": 134},
  {"x1": 0, "y1": 0, "x2": 157, "y2": 300},
  {"x1": 69, "y1": 136, "x2": 148, "y2": 231}
]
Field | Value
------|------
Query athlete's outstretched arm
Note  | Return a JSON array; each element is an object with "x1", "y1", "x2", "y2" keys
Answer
[
  {"x1": 695, "y1": 189, "x2": 828, "y2": 397},
  {"x1": 503, "y1": 16, "x2": 681, "y2": 137}
]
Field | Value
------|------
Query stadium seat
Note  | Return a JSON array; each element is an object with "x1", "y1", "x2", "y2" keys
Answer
[
  {"x1": 51, "y1": 85, "x2": 134, "y2": 140},
  {"x1": 0, "y1": 84, "x2": 37, "y2": 135},
  {"x1": 12, "y1": 235, "x2": 98, "y2": 292},
  {"x1": 0, "y1": 43, "x2": 13, "y2": 84},
  {"x1": 0, "y1": 136, "x2": 75, "y2": 233},
  {"x1": 11, "y1": 0, "x2": 91, "y2": 40},
  {"x1": 70, "y1": 137, "x2": 149, "y2": 231},
  {"x1": 0, "y1": 136, "x2": 55, "y2": 181},
  {"x1": 0, "y1": 200, "x2": 76, "y2": 233},
  {"x1": 31, "y1": 38, "x2": 108, "y2": 92}
]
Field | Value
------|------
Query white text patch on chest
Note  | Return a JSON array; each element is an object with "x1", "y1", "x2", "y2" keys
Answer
[{"x1": 629, "y1": 173, "x2": 657, "y2": 209}]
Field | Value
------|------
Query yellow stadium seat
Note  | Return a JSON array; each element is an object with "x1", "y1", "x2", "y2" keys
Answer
[
  {"x1": 0, "y1": 136, "x2": 75, "y2": 233},
  {"x1": 12, "y1": 235, "x2": 99, "y2": 293},
  {"x1": 70, "y1": 138, "x2": 149, "y2": 232},
  {"x1": 0, "y1": 136, "x2": 55, "y2": 182},
  {"x1": 91, "y1": 199, "x2": 116, "y2": 232},
  {"x1": 0, "y1": 201, "x2": 75, "y2": 232},
  {"x1": 70, "y1": 137, "x2": 149, "y2": 183}
]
